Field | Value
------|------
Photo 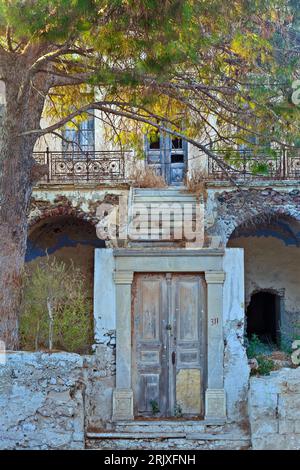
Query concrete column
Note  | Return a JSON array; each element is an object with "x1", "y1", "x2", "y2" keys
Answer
[
  {"x1": 205, "y1": 271, "x2": 226, "y2": 419},
  {"x1": 112, "y1": 270, "x2": 134, "y2": 421}
]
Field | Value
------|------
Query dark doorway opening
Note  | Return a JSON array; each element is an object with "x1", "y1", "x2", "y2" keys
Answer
[{"x1": 246, "y1": 291, "x2": 281, "y2": 346}]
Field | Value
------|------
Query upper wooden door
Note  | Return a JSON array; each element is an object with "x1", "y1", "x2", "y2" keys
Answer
[
  {"x1": 132, "y1": 273, "x2": 206, "y2": 418},
  {"x1": 145, "y1": 134, "x2": 187, "y2": 186}
]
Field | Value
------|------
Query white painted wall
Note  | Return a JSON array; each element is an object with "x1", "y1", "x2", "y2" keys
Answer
[
  {"x1": 223, "y1": 248, "x2": 250, "y2": 422},
  {"x1": 93, "y1": 249, "x2": 116, "y2": 345}
]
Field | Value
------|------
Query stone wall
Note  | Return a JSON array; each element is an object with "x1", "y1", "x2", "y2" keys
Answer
[
  {"x1": 0, "y1": 352, "x2": 85, "y2": 450},
  {"x1": 249, "y1": 367, "x2": 300, "y2": 450},
  {"x1": 206, "y1": 186, "x2": 300, "y2": 244},
  {"x1": 0, "y1": 349, "x2": 115, "y2": 450}
]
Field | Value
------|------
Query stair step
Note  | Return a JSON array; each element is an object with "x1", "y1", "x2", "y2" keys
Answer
[
  {"x1": 129, "y1": 220, "x2": 193, "y2": 227},
  {"x1": 133, "y1": 188, "x2": 188, "y2": 194},
  {"x1": 130, "y1": 213, "x2": 197, "y2": 220},
  {"x1": 86, "y1": 420, "x2": 251, "y2": 450},
  {"x1": 134, "y1": 196, "x2": 197, "y2": 203},
  {"x1": 87, "y1": 432, "x2": 186, "y2": 439},
  {"x1": 86, "y1": 431, "x2": 250, "y2": 441},
  {"x1": 128, "y1": 241, "x2": 180, "y2": 248}
]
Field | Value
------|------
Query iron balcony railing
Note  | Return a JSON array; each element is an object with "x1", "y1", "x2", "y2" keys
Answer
[
  {"x1": 33, "y1": 148, "x2": 128, "y2": 184},
  {"x1": 207, "y1": 148, "x2": 300, "y2": 181},
  {"x1": 33, "y1": 147, "x2": 300, "y2": 185}
]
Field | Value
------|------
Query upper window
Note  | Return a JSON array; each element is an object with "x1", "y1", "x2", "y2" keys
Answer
[
  {"x1": 147, "y1": 132, "x2": 183, "y2": 151},
  {"x1": 171, "y1": 137, "x2": 183, "y2": 149},
  {"x1": 62, "y1": 116, "x2": 95, "y2": 155},
  {"x1": 148, "y1": 130, "x2": 161, "y2": 149}
]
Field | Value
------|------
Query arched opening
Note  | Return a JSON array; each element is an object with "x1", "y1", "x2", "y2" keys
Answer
[
  {"x1": 246, "y1": 291, "x2": 281, "y2": 346},
  {"x1": 227, "y1": 213, "x2": 300, "y2": 349},
  {"x1": 27, "y1": 215, "x2": 105, "y2": 294}
]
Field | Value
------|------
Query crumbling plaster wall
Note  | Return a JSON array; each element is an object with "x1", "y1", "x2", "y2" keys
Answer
[
  {"x1": 0, "y1": 349, "x2": 115, "y2": 449},
  {"x1": 0, "y1": 352, "x2": 85, "y2": 450},
  {"x1": 223, "y1": 249, "x2": 250, "y2": 424},
  {"x1": 30, "y1": 188, "x2": 128, "y2": 230},
  {"x1": 207, "y1": 185, "x2": 300, "y2": 340}
]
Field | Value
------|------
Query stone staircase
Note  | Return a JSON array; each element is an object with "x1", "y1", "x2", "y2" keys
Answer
[
  {"x1": 127, "y1": 188, "x2": 199, "y2": 245},
  {"x1": 86, "y1": 419, "x2": 251, "y2": 450}
]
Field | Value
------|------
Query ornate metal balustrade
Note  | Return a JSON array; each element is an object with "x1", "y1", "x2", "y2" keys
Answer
[
  {"x1": 33, "y1": 149, "x2": 128, "y2": 184},
  {"x1": 207, "y1": 148, "x2": 300, "y2": 181},
  {"x1": 33, "y1": 147, "x2": 300, "y2": 185}
]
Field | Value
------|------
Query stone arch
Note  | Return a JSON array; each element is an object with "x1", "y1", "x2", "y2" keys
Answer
[
  {"x1": 229, "y1": 212, "x2": 300, "y2": 248},
  {"x1": 28, "y1": 204, "x2": 99, "y2": 231},
  {"x1": 26, "y1": 214, "x2": 105, "y2": 295},
  {"x1": 211, "y1": 188, "x2": 300, "y2": 244}
]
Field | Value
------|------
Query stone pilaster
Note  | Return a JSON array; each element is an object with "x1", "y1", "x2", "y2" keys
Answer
[
  {"x1": 112, "y1": 270, "x2": 134, "y2": 421},
  {"x1": 205, "y1": 271, "x2": 226, "y2": 419}
]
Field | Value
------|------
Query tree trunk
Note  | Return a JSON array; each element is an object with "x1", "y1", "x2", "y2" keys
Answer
[
  {"x1": 0, "y1": 66, "x2": 44, "y2": 349},
  {"x1": 0, "y1": 126, "x2": 34, "y2": 349}
]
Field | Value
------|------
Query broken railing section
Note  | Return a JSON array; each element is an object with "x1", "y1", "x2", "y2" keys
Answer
[{"x1": 33, "y1": 149, "x2": 128, "y2": 184}]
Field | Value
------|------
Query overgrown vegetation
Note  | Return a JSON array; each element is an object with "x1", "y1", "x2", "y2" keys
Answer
[
  {"x1": 247, "y1": 334, "x2": 276, "y2": 376},
  {"x1": 185, "y1": 169, "x2": 207, "y2": 201},
  {"x1": 150, "y1": 400, "x2": 160, "y2": 415},
  {"x1": 20, "y1": 256, "x2": 93, "y2": 354},
  {"x1": 129, "y1": 165, "x2": 167, "y2": 188}
]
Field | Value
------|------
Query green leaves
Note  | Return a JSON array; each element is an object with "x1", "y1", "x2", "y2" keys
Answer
[
  {"x1": 20, "y1": 256, "x2": 93, "y2": 353},
  {"x1": 0, "y1": 0, "x2": 97, "y2": 40}
]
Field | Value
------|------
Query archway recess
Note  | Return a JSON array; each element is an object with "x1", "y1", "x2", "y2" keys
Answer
[
  {"x1": 227, "y1": 213, "x2": 300, "y2": 347},
  {"x1": 27, "y1": 215, "x2": 105, "y2": 295}
]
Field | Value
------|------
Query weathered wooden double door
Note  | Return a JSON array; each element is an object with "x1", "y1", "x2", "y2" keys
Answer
[{"x1": 132, "y1": 273, "x2": 206, "y2": 418}]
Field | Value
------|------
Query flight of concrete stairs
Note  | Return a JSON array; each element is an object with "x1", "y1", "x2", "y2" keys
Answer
[{"x1": 127, "y1": 188, "x2": 199, "y2": 245}]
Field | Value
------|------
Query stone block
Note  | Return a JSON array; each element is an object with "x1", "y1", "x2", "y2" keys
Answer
[
  {"x1": 112, "y1": 388, "x2": 134, "y2": 421},
  {"x1": 251, "y1": 417, "x2": 278, "y2": 436},
  {"x1": 205, "y1": 389, "x2": 226, "y2": 419}
]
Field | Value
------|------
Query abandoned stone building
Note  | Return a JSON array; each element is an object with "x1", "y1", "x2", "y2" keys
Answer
[{"x1": 1, "y1": 107, "x2": 300, "y2": 450}]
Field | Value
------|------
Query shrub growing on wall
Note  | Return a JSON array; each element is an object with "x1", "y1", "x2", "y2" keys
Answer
[{"x1": 20, "y1": 256, "x2": 93, "y2": 354}]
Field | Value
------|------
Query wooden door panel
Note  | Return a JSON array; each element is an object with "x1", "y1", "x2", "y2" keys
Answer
[
  {"x1": 132, "y1": 274, "x2": 168, "y2": 417},
  {"x1": 138, "y1": 373, "x2": 160, "y2": 413},
  {"x1": 173, "y1": 275, "x2": 205, "y2": 416},
  {"x1": 176, "y1": 280, "x2": 199, "y2": 342}
]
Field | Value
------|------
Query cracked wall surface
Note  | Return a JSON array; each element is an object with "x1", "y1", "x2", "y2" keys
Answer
[
  {"x1": 0, "y1": 352, "x2": 85, "y2": 450},
  {"x1": 0, "y1": 349, "x2": 115, "y2": 449}
]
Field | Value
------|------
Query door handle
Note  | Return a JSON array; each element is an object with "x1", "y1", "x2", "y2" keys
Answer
[{"x1": 172, "y1": 351, "x2": 176, "y2": 365}]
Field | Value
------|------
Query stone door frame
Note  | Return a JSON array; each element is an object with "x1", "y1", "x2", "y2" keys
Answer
[{"x1": 112, "y1": 248, "x2": 226, "y2": 422}]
